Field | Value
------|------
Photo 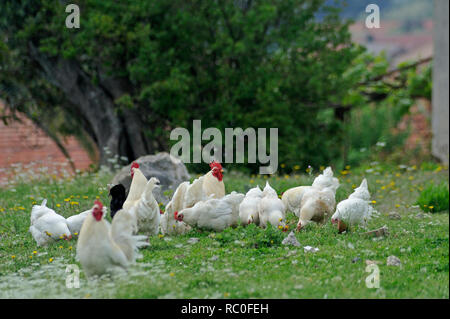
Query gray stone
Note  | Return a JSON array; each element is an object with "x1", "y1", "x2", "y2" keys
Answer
[
  {"x1": 352, "y1": 257, "x2": 361, "y2": 263},
  {"x1": 282, "y1": 231, "x2": 301, "y2": 247},
  {"x1": 387, "y1": 255, "x2": 401, "y2": 266},
  {"x1": 388, "y1": 211, "x2": 401, "y2": 220},
  {"x1": 110, "y1": 152, "x2": 190, "y2": 205},
  {"x1": 187, "y1": 237, "x2": 200, "y2": 244}
]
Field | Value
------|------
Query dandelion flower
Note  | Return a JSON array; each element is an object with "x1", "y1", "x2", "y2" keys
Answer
[
  {"x1": 11, "y1": 255, "x2": 16, "y2": 259},
  {"x1": 56, "y1": 204, "x2": 61, "y2": 208},
  {"x1": 49, "y1": 258, "x2": 53, "y2": 263},
  {"x1": 371, "y1": 200, "x2": 377, "y2": 204}
]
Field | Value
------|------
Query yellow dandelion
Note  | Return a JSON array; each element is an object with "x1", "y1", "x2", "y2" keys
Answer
[
  {"x1": 64, "y1": 198, "x2": 70, "y2": 202},
  {"x1": 320, "y1": 166, "x2": 325, "y2": 171},
  {"x1": 56, "y1": 204, "x2": 61, "y2": 208},
  {"x1": 96, "y1": 196, "x2": 100, "y2": 199},
  {"x1": 11, "y1": 255, "x2": 16, "y2": 259},
  {"x1": 68, "y1": 246, "x2": 73, "y2": 250},
  {"x1": 395, "y1": 204, "x2": 400, "y2": 208},
  {"x1": 70, "y1": 201, "x2": 79, "y2": 206},
  {"x1": 48, "y1": 258, "x2": 53, "y2": 263},
  {"x1": 429, "y1": 206, "x2": 434, "y2": 209},
  {"x1": 408, "y1": 176, "x2": 414, "y2": 180},
  {"x1": 284, "y1": 174, "x2": 290, "y2": 179},
  {"x1": 395, "y1": 173, "x2": 401, "y2": 177},
  {"x1": 280, "y1": 164, "x2": 286, "y2": 168},
  {"x1": 224, "y1": 292, "x2": 230, "y2": 297},
  {"x1": 345, "y1": 165, "x2": 351, "y2": 170},
  {"x1": 74, "y1": 232, "x2": 78, "y2": 236},
  {"x1": 169, "y1": 272, "x2": 175, "y2": 277},
  {"x1": 371, "y1": 200, "x2": 377, "y2": 204},
  {"x1": 33, "y1": 251, "x2": 37, "y2": 254},
  {"x1": 158, "y1": 234, "x2": 164, "y2": 239},
  {"x1": 381, "y1": 186, "x2": 386, "y2": 190},
  {"x1": 32, "y1": 201, "x2": 37, "y2": 205},
  {"x1": 59, "y1": 246, "x2": 63, "y2": 249},
  {"x1": 294, "y1": 165, "x2": 300, "y2": 170},
  {"x1": 250, "y1": 179, "x2": 254, "y2": 184},
  {"x1": 29, "y1": 256, "x2": 33, "y2": 259},
  {"x1": 83, "y1": 196, "x2": 89, "y2": 199}
]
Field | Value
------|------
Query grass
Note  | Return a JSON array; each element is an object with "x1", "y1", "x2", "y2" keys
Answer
[{"x1": 0, "y1": 163, "x2": 448, "y2": 298}]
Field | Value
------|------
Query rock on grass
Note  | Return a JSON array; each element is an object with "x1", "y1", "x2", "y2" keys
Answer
[{"x1": 387, "y1": 255, "x2": 401, "y2": 266}]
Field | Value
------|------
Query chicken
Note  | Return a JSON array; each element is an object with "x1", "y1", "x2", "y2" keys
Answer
[
  {"x1": 29, "y1": 199, "x2": 72, "y2": 246},
  {"x1": 239, "y1": 185, "x2": 263, "y2": 225},
  {"x1": 258, "y1": 182, "x2": 287, "y2": 230},
  {"x1": 76, "y1": 200, "x2": 148, "y2": 277},
  {"x1": 160, "y1": 181, "x2": 192, "y2": 235},
  {"x1": 176, "y1": 192, "x2": 244, "y2": 232},
  {"x1": 183, "y1": 161, "x2": 225, "y2": 209},
  {"x1": 66, "y1": 209, "x2": 92, "y2": 235},
  {"x1": 109, "y1": 184, "x2": 127, "y2": 219},
  {"x1": 128, "y1": 177, "x2": 161, "y2": 235},
  {"x1": 122, "y1": 162, "x2": 148, "y2": 211},
  {"x1": 331, "y1": 179, "x2": 376, "y2": 233},
  {"x1": 296, "y1": 186, "x2": 336, "y2": 230},
  {"x1": 282, "y1": 166, "x2": 339, "y2": 217}
]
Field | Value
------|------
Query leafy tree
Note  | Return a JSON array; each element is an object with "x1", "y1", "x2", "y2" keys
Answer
[{"x1": 0, "y1": 0, "x2": 431, "y2": 173}]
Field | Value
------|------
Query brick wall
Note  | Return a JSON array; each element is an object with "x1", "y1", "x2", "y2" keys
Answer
[{"x1": 0, "y1": 103, "x2": 97, "y2": 180}]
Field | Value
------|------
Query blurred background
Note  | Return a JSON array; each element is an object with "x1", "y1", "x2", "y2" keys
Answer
[{"x1": 0, "y1": 0, "x2": 448, "y2": 181}]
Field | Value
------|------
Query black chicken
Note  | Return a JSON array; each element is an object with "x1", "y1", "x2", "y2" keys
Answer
[{"x1": 109, "y1": 184, "x2": 127, "y2": 219}]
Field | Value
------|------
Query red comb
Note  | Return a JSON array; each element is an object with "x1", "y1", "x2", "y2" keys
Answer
[
  {"x1": 209, "y1": 161, "x2": 222, "y2": 170},
  {"x1": 94, "y1": 199, "x2": 103, "y2": 209},
  {"x1": 174, "y1": 211, "x2": 178, "y2": 220},
  {"x1": 131, "y1": 162, "x2": 139, "y2": 170}
]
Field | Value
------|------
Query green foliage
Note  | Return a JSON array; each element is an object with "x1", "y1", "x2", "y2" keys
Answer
[
  {"x1": 0, "y1": 0, "x2": 434, "y2": 172},
  {"x1": 416, "y1": 182, "x2": 449, "y2": 213}
]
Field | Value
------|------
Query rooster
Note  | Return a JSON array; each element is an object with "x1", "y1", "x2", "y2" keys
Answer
[
  {"x1": 29, "y1": 199, "x2": 72, "y2": 246},
  {"x1": 76, "y1": 200, "x2": 148, "y2": 277},
  {"x1": 258, "y1": 182, "x2": 287, "y2": 230},
  {"x1": 122, "y1": 162, "x2": 148, "y2": 211},
  {"x1": 128, "y1": 177, "x2": 161, "y2": 235},
  {"x1": 183, "y1": 161, "x2": 225, "y2": 209},
  {"x1": 331, "y1": 179, "x2": 376, "y2": 233},
  {"x1": 176, "y1": 192, "x2": 244, "y2": 232},
  {"x1": 239, "y1": 185, "x2": 263, "y2": 226},
  {"x1": 282, "y1": 166, "x2": 339, "y2": 217},
  {"x1": 160, "y1": 181, "x2": 192, "y2": 235}
]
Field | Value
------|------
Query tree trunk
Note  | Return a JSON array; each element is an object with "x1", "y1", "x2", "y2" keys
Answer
[{"x1": 28, "y1": 42, "x2": 153, "y2": 165}]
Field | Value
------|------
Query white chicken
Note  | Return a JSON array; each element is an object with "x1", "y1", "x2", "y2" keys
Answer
[
  {"x1": 258, "y1": 182, "x2": 287, "y2": 230},
  {"x1": 76, "y1": 200, "x2": 148, "y2": 277},
  {"x1": 128, "y1": 177, "x2": 161, "y2": 235},
  {"x1": 183, "y1": 161, "x2": 225, "y2": 209},
  {"x1": 331, "y1": 179, "x2": 376, "y2": 233},
  {"x1": 239, "y1": 185, "x2": 263, "y2": 226},
  {"x1": 66, "y1": 209, "x2": 91, "y2": 235},
  {"x1": 160, "y1": 181, "x2": 192, "y2": 235},
  {"x1": 29, "y1": 199, "x2": 72, "y2": 246},
  {"x1": 176, "y1": 192, "x2": 244, "y2": 232},
  {"x1": 296, "y1": 186, "x2": 336, "y2": 230},
  {"x1": 282, "y1": 166, "x2": 339, "y2": 217},
  {"x1": 122, "y1": 162, "x2": 148, "y2": 211}
]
